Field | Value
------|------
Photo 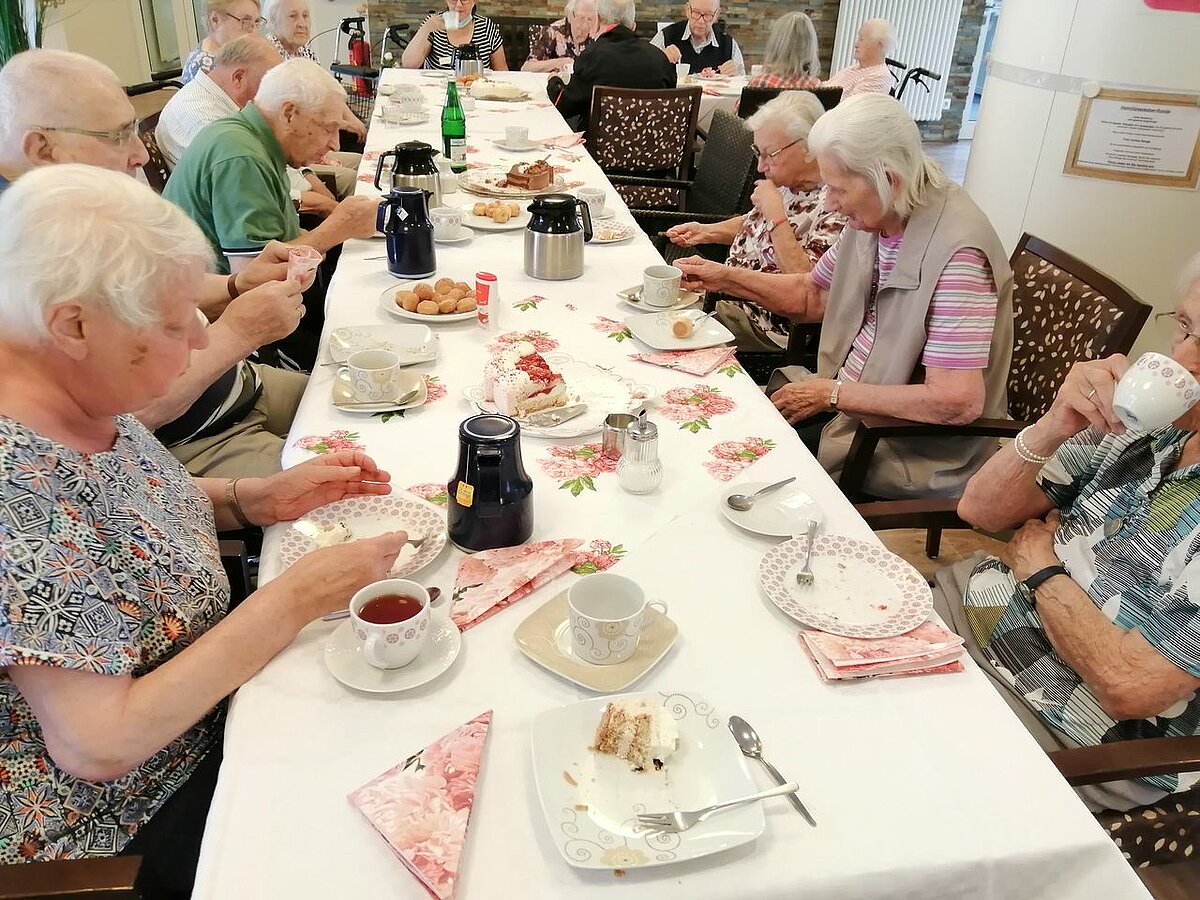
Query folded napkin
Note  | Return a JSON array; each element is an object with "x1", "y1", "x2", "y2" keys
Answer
[
  {"x1": 631, "y1": 346, "x2": 738, "y2": 376},
  {"x1": 451, "y1": 539, "x2": 585, "y2": 631},
  {"x1": 348, "y1": 711, "x2": 493, "y2": 900},
  {"x1": 540, "y1": 132, "x2": 585, "y2": 148},
  {"x1": 799, "y1": 622, "x2": 965, "y2": 682}
]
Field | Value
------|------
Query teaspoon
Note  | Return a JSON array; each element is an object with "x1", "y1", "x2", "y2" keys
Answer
[
  {"x1": 726, "y1": 477, "x2": 796, "y2": 512},
  {"x1": 728, "y1": 715, "x2": 816, "y2": 827}
]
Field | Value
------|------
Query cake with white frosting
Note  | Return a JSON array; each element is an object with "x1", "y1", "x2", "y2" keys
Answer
[
  {"x1": 483, "y1": 342, "x2": 568, "y2": 418},
  {"x1": 589, "y1": 699, "x2": 678, "y2": 772}
]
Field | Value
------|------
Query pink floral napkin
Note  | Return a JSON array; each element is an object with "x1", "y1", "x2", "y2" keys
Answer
[
  {"x1": 631, "y1": 346, "x2": 738, "y2": 376},
  {"x1": 348, "y1": 711, "x2": 493, "y2": 900},
  {"x1": 539, "y1": 132, "x2": 585, "y2": 148},
  {"x1": 451, "y1": 539, "x2": 585, "y2": 631}
]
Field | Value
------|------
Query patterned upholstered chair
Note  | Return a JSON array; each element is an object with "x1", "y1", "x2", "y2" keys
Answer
[
  {"x1": 736, "y1": 85, "x2": 843, "y2": 120},
  {"x1": 138, "y1": 112, "x2": 172, "y2": 194},
  {"x1": 585, "y1": 85, "x2": 703, "y2": 211}
]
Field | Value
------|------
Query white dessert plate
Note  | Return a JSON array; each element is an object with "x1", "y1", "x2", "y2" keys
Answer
[
  {"x1": 617, "y1": 285, "x2": 702, "y2": 313},
  {"x1": 280, "y1": 493, "x2": 448, "y2": 580},
  {"x1": 379, "y1": 112, "x2": 430, "y2": 127},
  {"x1": 530, "y1": 690, "x2": 764, "y2": 870},
  {"x1": 461, "y1": 352, "x2": 655, "y2": 438},
  {"x1": 459, "y1": 167, "x2": 567, "y2": 199},
  {"x1": 332, "y1": 368, "x2": 427, "y2": 413},
  {"x1": 326, "y1": 324, "x2": 438, "y2": 365},
  {"x1": 624, "y1": 310, "x2": 735, "y2": 350},
  {"x1": 378, "y1": 283, "x2": 478, "y2": 323},
  {"x1": 325, "y1": 615, "x2": 460, "y2": 693},
  {"x1": 491, "y1": 138, "x2": 541, "y2": 152},
  {"x1": 719, "y1": 482, "x2": 824, "y2": 538},
  {"x1": 580, "y1": 207, "x2": 615, "y2": 221},
  {"x1": 463, "y1": 210, "x2": 531, "y2": 232},
  {"x1": 589, "y1": 221, "x2": 636, "y2": 244},
  {"x1": 515, "y1": 592, "x2": 678, "y2": 693},
  {"x1": 470, "y1": 83, "x2": 532, "y2": 102},
  {"x1": 434, "y1": 226, "x2": 473, "y2": 244},
  {"x1": 758, "y1": 533, "x2": 933, "y2": 638}
]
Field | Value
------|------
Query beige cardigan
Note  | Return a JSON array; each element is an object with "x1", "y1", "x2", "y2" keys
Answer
[{"x1": 815, "y1": 184, "x2": 1014, "y2": 498}]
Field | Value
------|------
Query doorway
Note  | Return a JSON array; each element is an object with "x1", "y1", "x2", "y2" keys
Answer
[{"x1": 959, "y1": 0, "x2": 1002, "y2": 140}]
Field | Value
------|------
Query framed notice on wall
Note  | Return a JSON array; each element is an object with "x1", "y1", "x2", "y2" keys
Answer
[{"x1": 1064, "y1": 88, "x2": 1200, "y2": 189}]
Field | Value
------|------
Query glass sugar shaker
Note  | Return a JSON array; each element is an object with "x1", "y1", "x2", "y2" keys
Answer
[{"x1": 617, "y1": 417, "x2": 663, "y2": 494}]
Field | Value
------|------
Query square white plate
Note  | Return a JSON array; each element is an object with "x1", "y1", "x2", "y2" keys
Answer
[
  {"x1": 624, "y1": 310, "x2": 735, "y2": 350},
  {"x1": 327, "y1": 324, "x2": 438, "y2": 364},
  {"x1": 530, "y1": 691, "x2": 763, "y2": 870}
]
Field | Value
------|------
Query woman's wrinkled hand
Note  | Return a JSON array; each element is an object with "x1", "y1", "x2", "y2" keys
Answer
[
  {"x1": 253, "y1": 452, "x2": 392, "y2": 525},
  {"x1": 770, "y1": 379, "x2": 836, "y2": 425},
  {"x1": 1041, "y1": 355, "x2": 1129, "y2": 441},
  {"x1": 275, "y1": 532, "x2": 408, "y2": 621},
  {"x1": 674, "y1": 255, "x2": 728, "y2": 292},
  {"x1": 997, "y1": 510, "x2": 1062, "y2": 582},
  {"x1": 664, "y1": 221, "x2": 709, "y2": 247},
  {"x1": 750, "y1": 179, "x2": 786, "y2": 221}
]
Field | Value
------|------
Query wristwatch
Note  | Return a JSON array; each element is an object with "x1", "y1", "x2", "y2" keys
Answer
[
  {"x1": 828, "y1": 379, "x2": 843, "y2": 410},
  {"x1": 1020, "y1": 564, "x2": 1069, "y2": 607},
  {"x1": 769, "y1": 215, "x2": 788, "y2": 233}
]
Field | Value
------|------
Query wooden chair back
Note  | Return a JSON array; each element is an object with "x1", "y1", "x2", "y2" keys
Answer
[
  {"x1": 138, "y1": 112, "x2": 171, "y2": 194},
  {"x1": 736, "y1": 85, "x2": 843, "y2": 120}
]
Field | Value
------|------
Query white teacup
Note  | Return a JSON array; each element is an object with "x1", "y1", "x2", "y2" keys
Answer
[
  {"x1": 1112, "y1": 351, "x2": 1200, "y2": 432},
  {"x1": 393, "y1": 83, "x2": 423, "y2": 101},
  {"x1": 567, "y1": 573, "x2": 667, "y2": 666},
  {"x1": 460, "y1": 95, "x2": 476, "y2": 111},
  {"x1": 642, "y1": 265, "x2": 683, "y2": 308},
  {"x1": 431, "y1": 206, "x2": 464, "y2": 239},
  {"x1": 347, "y1": 349, "x2": 401, "y2": 402},
  {"x1": 350, "y1": 579, "x2": 434, "y2": 669},
  {"x1": 505, "y1": 125, "x2": 530, "y2": 147},
  {"x1": 577, "y1": 187, "x2": 606, "y2": 217},
  {"x1": 750, "y1": 64, "x2": 764, "y2": 78},
  {"x1": 676, "y1": 62, "x2": 691, "y2": 83},
  {"x1": 394, "y1": 94, "x2": 425, "y2": 116}
]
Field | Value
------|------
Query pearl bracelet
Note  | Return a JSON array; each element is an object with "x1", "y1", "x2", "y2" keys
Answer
[{"x1": 1013, "y1": 426, "x2": 1053, "y2": 465}]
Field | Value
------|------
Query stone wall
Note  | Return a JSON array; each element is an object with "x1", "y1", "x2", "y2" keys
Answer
[{"x1": 370, "y1": 1, "x2": 983, "y2": 142}]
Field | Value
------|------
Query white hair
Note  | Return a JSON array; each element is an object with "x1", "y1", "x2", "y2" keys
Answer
[
  {"x1": 261, "y1": 0, "x2": 304, "y2": 35},
  {"x1": 596, "y1": 0, "x2": 635, "y2": 29},
  {"x1": 255, "y1": 58, "x2": 345, "y2": 113},
  {"x1": 0, "y1": 49, "x2": 122, "y2": 168},
  {"x1": 564, "y1": 0, "x2": 598, "y2": 17},
  {"x1": 746, "y1": 89, "x2": 824, "y2": 143},
  {"x1": 807, "y1": 93, "x2": 947, "y2": 218},
  {"x1": 762, "y1": 12, "x2": 820, "y2": 80},
  {"x1": 1179, "y1": 251, "x2": 1200, "y2": 297},
  {"x1": 859, "y1": 18, "x2": 895, "y2": 54},
  {"x1": 0, "y1": 165, "x2": 214, "y2": 343}
]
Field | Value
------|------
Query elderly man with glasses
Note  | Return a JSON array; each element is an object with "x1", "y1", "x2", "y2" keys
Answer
[{"x1": 651, "y1": 0, "x2": 744, "y2": 76}]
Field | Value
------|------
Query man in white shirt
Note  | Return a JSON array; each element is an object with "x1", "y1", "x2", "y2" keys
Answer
[
  {"x1": 651, "y1": 0, "x2": 744, "y2": 76},
  {"x1": 157, "y1": 34, "x2": 339, "y2": 216},
  {"x1": 823, "y1": 18, "x2": 895, "y2": 98}
]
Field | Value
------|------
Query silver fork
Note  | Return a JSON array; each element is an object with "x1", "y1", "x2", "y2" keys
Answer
[
  {"x1": 795, "y1": 519, "x2": 819, "y2": 586},
  {"x1": 635, "y1": 782, "x2": 798, "y2": 833}
]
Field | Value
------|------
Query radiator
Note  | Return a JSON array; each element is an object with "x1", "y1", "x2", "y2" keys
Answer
[{"x1": 830, "y1": 0, "x2": 964, "y2": 122}]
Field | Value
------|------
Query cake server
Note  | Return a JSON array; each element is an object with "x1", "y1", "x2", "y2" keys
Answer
[{"x1": 520, "y1": 403, "x2": 588, "y2": 429}]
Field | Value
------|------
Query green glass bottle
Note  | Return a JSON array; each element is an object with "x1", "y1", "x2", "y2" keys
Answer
[{"x1": 442, "y1": 82, "x2": 468, "y2": 174}]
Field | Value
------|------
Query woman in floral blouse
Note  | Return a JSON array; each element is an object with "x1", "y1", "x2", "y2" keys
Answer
[
  {"x1": 747, "y1": 11, "x2": 821, "y2": 90},
  {"x1": 0, "y1": 166, "x2": 406, "y2": 897},
  {"x1": 522, "y1": 0, "x2": 599, "y2": 73},
  {"x1": 182, "y1": 0, "x2": 263, "y2": 84},
  {"x1": 666, "y1": 91, "x2": 844, "y2": 350}
]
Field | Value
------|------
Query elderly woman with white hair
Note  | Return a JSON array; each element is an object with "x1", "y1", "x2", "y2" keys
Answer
[
  {"x1": 747, "y1": 11, "x2": 821, "y2": 90},
  {"x1": 678, "y1": 94, "x2": 1013, "y2": 499},
  {"x1": 523, "y1": 0, "x2": 599, "y2": 72},
  {"x1": 183, "y1": 0, "x2": 264, "y2": 84},
  {"x1": 667, "y1": 90, "x2": 845, "y2": 351},
  {"x1": 822, "y1": 17, "x2": 894, "y2": 97},
  {"x1": 0, "y1": 165, "x2": 405, "y2": 895},
  {"x1": 262, "y1": 0, "x2": 314, "y2": 60}
]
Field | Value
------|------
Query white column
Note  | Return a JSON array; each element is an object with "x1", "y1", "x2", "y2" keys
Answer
[{"x1": 965, "y1": 0, "x2": 1200, "y2": 354}]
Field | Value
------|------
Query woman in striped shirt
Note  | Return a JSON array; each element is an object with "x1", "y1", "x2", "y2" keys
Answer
[{"x1": 401, "y1": 0, "x2": 509, "y2": 72}]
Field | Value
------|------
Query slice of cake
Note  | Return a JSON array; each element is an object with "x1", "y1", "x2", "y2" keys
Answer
[
  {"x1": 589, "y1": 699, "x2": 678, "y2": 772},
  {"x1": 494, "y1": 352, "x2": 568, "y2": 418},
  {"x1": 502, "y1": 160, "x2": 552, "y2": 191},
  {"x1": 483, "y1": 340, "x2": 535, "y2": 401}
]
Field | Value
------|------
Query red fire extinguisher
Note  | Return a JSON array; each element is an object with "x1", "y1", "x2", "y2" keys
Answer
[{"x1": 340, "y1": 17, "x2": 371, "y2": 96}]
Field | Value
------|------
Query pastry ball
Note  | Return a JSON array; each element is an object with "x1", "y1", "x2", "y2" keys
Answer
[
  {"x1": 446, "y1": 288, "x2": 466, "y2": 301},
  {"x1": 472, "y1": 202, "x2": 490, "y2": 216},
  {"x1": 456, "y1": 296, "x2": 477, "y2": 313},
  {"x1": 413, "y1": 282, "x2": 434, "y2": 300},
  {"x1": 506, "y1": 202, "x2": 521, "y2": 216},
  {"x1": 492, "y1": 207, "x2": 511, "y2": 223},
  {"x1": 438, "y1": 296, "x2": 459, "y2": 314},
  {"x1": 453, "y1": 281, "x2": 471, "y2": 293},
  {"x1": 671, "y1": 316, "x2": 695, "y2": 338},
  {"x1": 434, "y1": 277, "x2": 456, "y2": 294},
  {"x1": 396, "y1": 290, "x2": 419, "y2": 312},
  {"x1": 416, "y1": 299, "x2": 440, "y2": 315}
]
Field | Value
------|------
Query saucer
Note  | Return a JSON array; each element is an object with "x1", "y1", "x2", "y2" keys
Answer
[
  {"x1": 514, "y1": 591, "x2": 678, "y2": 692},
  {"x1": 324, "y1": 617, "x2": 461, "y2": 693},
  {"x1": 491, "y1": 138, "x2": 541, "y2": 152},
  {"x1": 332, "y1": 368, "x2": 427, "y2": 413},
  {"x1": 434, "y1": 226, "x2": 473, "y2": 244},
  {"x1": 582, "y1": 207, "x2": 614, "y2": 220},
  {"x1": 617, "y1": 284, "x2": 702, "y2": 312}
]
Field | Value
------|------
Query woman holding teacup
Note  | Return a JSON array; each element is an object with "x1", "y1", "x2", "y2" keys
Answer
[
  {"x1": 937, "y1": 251, "x2": 1200, "y2": 813},
  {"x1": 0, "y1": 166, "x2": 407, "y2": 895},
  {"x1": 401, "y1": 0, "x2": 510, "y2": 71},
  {"x1": 522, "y1": 0, "x2": 600, "y2": 73}
]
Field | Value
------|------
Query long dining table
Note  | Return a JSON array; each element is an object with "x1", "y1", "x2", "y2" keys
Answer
[{"x1": 191, "y1": 69, "x2": 1150, "y2": 899}]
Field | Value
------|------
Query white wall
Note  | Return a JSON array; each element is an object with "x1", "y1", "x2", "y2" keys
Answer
[
  {"x1": 39, "y1": 0, "x2": 151, "y2": 83},
  {"x1": 307, "y1": 0, "x2": 366, "y2": 66},
  {"x1": 965, "y1": 0, "x2": 1200, "y2": 357}
]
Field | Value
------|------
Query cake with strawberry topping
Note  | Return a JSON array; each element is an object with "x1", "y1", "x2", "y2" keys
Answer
[{"x1": 483, "y1": 342, "x2": 568, "y2": 418}]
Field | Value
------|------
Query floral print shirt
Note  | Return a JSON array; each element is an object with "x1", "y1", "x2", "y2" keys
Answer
[
  {"x1": 725, "y1": 185, "x2": 845, "y2": 342},
  {"x1": 528, "y1": 19, "x2": 595, "y2": 63},
  {"x1": 266, "y1": 33, "x2": 317, "y2": 62},
  {"x1": 181, "y1": 45, "x2": 215, "y2": 84},
  {"x1": 0, "y1": 415, "x2": 229, "y2": 864}
]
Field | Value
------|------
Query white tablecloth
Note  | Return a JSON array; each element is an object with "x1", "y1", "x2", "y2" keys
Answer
[
  {"x1": 192, "y1": 70, "x2": 1149, "y2": 900},
  {"x1": 694, "y1": 75, "x2": 747, "y2": 133}
]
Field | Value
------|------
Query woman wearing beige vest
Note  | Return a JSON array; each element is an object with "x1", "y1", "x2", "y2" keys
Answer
[{"x1": 676, "y1": 95, "x2": 1014, "y2": 498}]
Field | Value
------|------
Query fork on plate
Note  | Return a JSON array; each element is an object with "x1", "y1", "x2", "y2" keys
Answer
[
  {"x1": 795, "y1": 519, "x2": 819, "y2": 587},
  {"x1": 635, "y1": 782, "x2": 798, "y2": 833}
]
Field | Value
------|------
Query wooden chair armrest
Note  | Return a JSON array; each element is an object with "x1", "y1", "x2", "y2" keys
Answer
[
  {"x1": 0, "y1": 855, "x2": 142, "y2": 900},
  {"x1": 855, "y1": 498, "x2": 970, "y2": 532},
  {"x1": 1049, "y1": 736, "x2": 1200, "y2": 787}
]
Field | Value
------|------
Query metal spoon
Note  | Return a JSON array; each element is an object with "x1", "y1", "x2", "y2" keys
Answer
[
  {"x1": 728, "y1": 715, "x2": 816, "y2": 827},
  {"x1": 336, "y1": 386, "x2": 420, "y2": 410},
  {"x1": 725, "y1": 476, "x2": 796, "y2": 512},
  {"x1": 322, "y1": 586, "x2": 441, "y2": 622}
]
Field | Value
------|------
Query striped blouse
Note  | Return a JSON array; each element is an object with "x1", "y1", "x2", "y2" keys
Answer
[
  {"x1": 810, "y1": 231, "x2": 998, "y2": 381},
  {"x1": 420, "y1": 14, "x2": 505, "y2": 71}
]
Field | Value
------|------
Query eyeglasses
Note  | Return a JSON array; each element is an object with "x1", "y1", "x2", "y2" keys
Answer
[
  {"x1": 33, "y1": 119, "x2": 142, "y2": 147},
  {"x1": 221, "y1": 10, "x2": 266, "y2": 31},
  {"x1": 751, "y1": 137, "x2": 801, "y2": 160},
  {"x1": 1156, "y1": 311, "x2": 1200, "y2": 344},
  {"x1": 685, "y1": 5, "x2": 719, "y2": 23}
]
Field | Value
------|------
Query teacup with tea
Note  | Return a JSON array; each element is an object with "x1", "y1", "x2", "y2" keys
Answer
[{"x1": 349, "y1": 578, "x2": 439, "y2": 669}]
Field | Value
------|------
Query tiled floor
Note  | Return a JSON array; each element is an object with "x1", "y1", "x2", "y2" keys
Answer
[{"x1": 923, "y1": 140, "x2": 972, "y2": 185}]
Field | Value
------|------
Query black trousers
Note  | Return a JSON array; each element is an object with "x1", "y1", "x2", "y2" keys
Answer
[{"x1": 119, "y1": 742, "x2": 223, "y2": 900}]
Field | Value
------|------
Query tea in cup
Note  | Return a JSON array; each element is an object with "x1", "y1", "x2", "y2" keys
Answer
[
  {"x1": 505, "y1": 125, "x2": 530, "y2": 147},
  {"x1": 346, "y1": 349, "x2": 402, "y2": 403},
  {"x1": 431, "y1": 206, "x2": 465, "y2": 240},
  {"x1": 567, "y1": 573, "x2": 666, "y2": 665},
  {"x1": 350, "y1": 579, "x2": 434, "y2": 669},
  {"x1": 1112, "y1": 351, "x2": 1200, "y2": 432},
  {"x1": 577, "y1": 187, "x2": 606, "y2": 218},
  {"x1": 642, "y1": 265, "x2": 683, "y2": 308}
]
